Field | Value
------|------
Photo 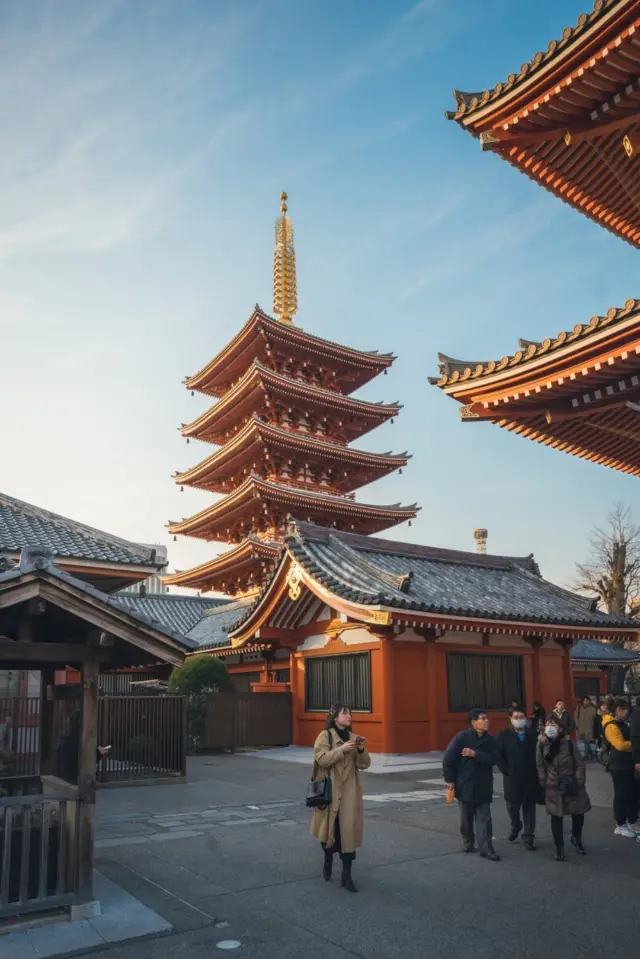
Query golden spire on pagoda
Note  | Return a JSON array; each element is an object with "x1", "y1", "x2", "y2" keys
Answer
[{"x1": 273, "y1": 191, "x2": 297, "y2": 324}]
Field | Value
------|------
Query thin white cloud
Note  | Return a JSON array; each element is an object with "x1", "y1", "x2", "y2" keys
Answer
[{"x1": 0, "y1": 0, "x2": 264, "y2": 263}]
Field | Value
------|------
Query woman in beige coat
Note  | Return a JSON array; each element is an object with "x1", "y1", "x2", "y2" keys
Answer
[{"x1": 310, "y1": 703, "x2": 371, "y2": 892}]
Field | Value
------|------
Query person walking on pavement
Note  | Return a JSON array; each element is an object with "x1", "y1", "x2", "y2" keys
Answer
[
  {"x1": 530, "y1": 701, "x2": 546, "y2": 735},
  {"x1": 602, "y1": 698, "x2": 640, "y2": 839},
  {"x1": 550, "y1": 699, "x2": 576, "y2": 738},
  {"x1": 443, "y1": 708, "x2": 500, "y2": 861},
  {"x1": 537, "y1": 715, "x2": 591, "y2": 861},
  {"x1": 310, "y1": 703, "x2": 371, "y2": 893},
  {"x1": 497, "y1": 707, "x2": 540, "y2": 850},
  {"x1": 575, "y1": 696, "x2": 597, "y2": 761},
  {"x1": 631, "y1": 701, "x2": 640, "y2": 837}
]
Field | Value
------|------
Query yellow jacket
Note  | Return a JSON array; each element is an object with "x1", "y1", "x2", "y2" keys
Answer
[{"x1": 603, "y1": 714, "x2": 631, "y2": 752}]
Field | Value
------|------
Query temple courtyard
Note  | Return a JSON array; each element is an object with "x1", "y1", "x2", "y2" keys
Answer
[{"x1": 4, "y1": 751, "x2": 637, "y2": 959}]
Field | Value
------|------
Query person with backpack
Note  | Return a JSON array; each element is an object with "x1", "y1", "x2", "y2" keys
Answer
[
  {"x1": 575, "y1": 696, "x2": 597, "y2": 761},
  {"x1": 602, "y1": 698, "x2": 640, "y2": 839},
  {"x1": 536, "y1": 714, "x2": 591, "y2": 861},
  {"x1": 310, "y1": 703, "x2": 370, "y2": 892}
]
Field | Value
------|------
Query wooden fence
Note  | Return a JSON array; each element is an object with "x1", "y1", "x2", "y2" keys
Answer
[
  {"x1": 0, "y1": 697, "x2": 40, "y2": 776},
  {"x1": 0, "y1": 791, "x2": 80, "y2": 919},
  {"x1": 202, "y1": 692, "x2": 292, "y2": 751},
  {"x1": 97, "y1": 696, "x2": 187, "y2": 783}
]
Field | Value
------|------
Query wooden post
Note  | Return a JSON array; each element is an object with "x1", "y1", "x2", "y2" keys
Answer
[
  {"x1": 380, "y1": 636, "x2": 397, "y2": 754},
  {"x1": 426, "y1": 639, "x2": 439, "y2": 752},
  {"x1": 289, "y1": 651, "x2": 300, "y2": 746},
  {"x1": 562, "y1": 642, "x2": 574, "y2": 709},
  {"x1": 39, "y1": 667, "x2": 56, "y2": 776},
  {"x1": 529, "y1": 639, "x2": 542, "y2": 707},
  {"x1": 76, "y1": 655, "x2": 99, "y2": 906}
]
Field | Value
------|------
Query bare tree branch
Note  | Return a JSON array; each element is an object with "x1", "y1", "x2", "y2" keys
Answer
[{"x1": 573, "y1": 502, "x2": 640, "y2": 631}]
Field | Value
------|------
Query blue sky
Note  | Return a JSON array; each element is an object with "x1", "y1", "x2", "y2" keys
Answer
[{"x1": 1, "y1": 0, "x2": 637, "y2": 590}]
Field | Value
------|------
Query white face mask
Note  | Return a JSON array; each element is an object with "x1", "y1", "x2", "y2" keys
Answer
[
  {"x1": 512, "y1": 718, "x2": 526, "y2": 730},
  {"x1": 544, "y1": 726, "x2": 559, "y2": 739}
]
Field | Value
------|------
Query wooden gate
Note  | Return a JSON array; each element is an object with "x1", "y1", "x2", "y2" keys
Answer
[
  {"x1": 97, "y1": 696, "x2": 187, "y2": 784},
  {"x1": 203, "y1": 693, "x2": 292, "y2": 750}
]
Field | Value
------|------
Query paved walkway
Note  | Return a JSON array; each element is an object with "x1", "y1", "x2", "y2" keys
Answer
[
  {"x1": 1, "y1": 872, "x2": 170, "y2": 959},
  {"x1": 71, "y1": 754, "x2": 640, "y2": 959}
]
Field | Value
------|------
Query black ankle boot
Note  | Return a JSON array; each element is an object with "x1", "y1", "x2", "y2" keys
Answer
[
  {"x1": 554, "y1": 845, "x2": 565, "y2": 861},
  {"x1": 323, "y1": 851, "x2": 333, "y2": 881},
  {"x1": 571, "y1": 835, "x2": 586, "y2": 855},
  {"x1": 341, "y1": 862, "x2": 357, "y2": 893}
]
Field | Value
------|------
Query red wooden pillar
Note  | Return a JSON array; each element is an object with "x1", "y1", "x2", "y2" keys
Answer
[
  {"x1": 562, "y1": 642, "x2": 574, "y2": 708},
  {"x1": 289, "y1": 651, "x2": 300, "y2": 746},
  {"x1": 426, "y1": 640, "x2": 439, "y2": 752},
  {"x1": 380, "y1": 636, "x2": 397, "y2": 754}
]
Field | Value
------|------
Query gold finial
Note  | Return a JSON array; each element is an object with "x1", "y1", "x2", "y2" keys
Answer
[{"x1": 273, "y1": 191, "x2": 297, "y2": 324}]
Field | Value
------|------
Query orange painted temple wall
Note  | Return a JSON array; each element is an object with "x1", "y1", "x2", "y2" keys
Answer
[{"x1": 227, "y1": 624, "x2": 578, "y2": 753}]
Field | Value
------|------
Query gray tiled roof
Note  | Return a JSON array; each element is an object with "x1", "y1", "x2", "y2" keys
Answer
[
  {"x1": 187, "y1": 598, "x2": 255, "y2": 650},
  {"x1": 571, "y1": 639, "x2": 640, "y2": 664},
  {"x1": 116, "y1": 592, "x2": 229, "y2": 635},
  {"x1": 0, "y1": 547, "x2": 196, "y2": 652},
  {"x1": 280, "y1": 521, "x2": 637, "y2": 630},
  {"x1": 0, "y1": 492, "x2": 162, "y2": 568}
]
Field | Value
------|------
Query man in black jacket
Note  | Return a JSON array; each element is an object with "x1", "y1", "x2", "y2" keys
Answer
[
  {"x1": 631, "y1": 701, "x2": 640, "y2": 772},
  {"x1": 443, "y1": 708, "x2": 499, "y2": 861},
  {"x1": 496, "y1": 707, "x2": 539, "y2": 850}
]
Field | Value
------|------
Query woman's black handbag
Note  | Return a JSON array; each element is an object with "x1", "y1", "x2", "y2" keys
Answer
[
  {"x1": 306, "y1": 775, "x2": 332, "y2": 808},
  {"x1": 306, "y1": 732, "x2": 333, "y2": 809}
]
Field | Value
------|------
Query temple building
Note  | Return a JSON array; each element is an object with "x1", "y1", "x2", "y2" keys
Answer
[
  {"x1": 165, "y1": 194, "x2": 417, "y2": 597},
  {"x1": 431, "y1": 0, "x2": 640, "y2": 474},
  {"x1": 187, "y1": 519, "x2": 637, "y2": 752}
]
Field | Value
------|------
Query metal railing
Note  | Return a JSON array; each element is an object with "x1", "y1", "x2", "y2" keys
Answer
[{"x1": 0, "y1": 792, "x2": 79, "y2": 918}]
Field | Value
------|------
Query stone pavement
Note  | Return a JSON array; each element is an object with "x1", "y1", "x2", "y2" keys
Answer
[
  {"x1": 65, "y1": 752, "x2": 640, "y2": 959},
  {"x1": 1, "y1": 872, "x2": 170, "y2": 959}
]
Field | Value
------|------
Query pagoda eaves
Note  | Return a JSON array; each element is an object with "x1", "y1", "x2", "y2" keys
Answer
[
  {"x1": 175, "y1": 415, "x2": 410, "y2": 495},
  {"x1": 185, "y1": 306, "x2": 395, "y2": 398},
  {"x1": 181, "y1": 361, "x2": 401, "y2": 445},
  {"x1": 430, "y1": 297, "x2": 640, "y2": 475},
  {"x1": 448, "y1": 0, "x2": 640, "y2": 248},
  {"x1": 168, "y1": 473, "x2": 418, "y2": 542},
  {"x1": 164, "y1": 536, "x2": 281, "y2": 596}
]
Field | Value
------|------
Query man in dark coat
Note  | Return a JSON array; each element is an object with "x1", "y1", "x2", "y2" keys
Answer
[
  {"x1": 550, "y1": 699, "x2": 576, "y2": 737},
  {"x1": 496, "y1": 707, "x2": 540, "y2": 850},
  {"x1": 443, "y1": 708, "x2": 499, "y2": 861}
]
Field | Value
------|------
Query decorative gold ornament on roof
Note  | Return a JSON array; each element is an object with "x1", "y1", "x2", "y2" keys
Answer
[{"x1": 273, "y1": 191, "x2": 298, "y2": 324}]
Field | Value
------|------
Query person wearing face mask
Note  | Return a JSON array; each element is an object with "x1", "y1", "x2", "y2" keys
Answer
[
  {"x1": 496, "y1": 708, "x2": 540, "y2": 850},
  {"x1": 536, "y1": 716, "x2": 591, "y2": 861},
  {"x1": 310, "y1": 703, "x2": 371, "y2": 893}
]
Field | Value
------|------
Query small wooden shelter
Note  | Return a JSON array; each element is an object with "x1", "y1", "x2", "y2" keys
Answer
[{"x1": 0, "y1": 547, "x2": 193, "y2": 919}]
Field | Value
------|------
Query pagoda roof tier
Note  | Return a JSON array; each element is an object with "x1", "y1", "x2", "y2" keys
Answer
[
  {"x1": 168, "y1": 474, "x2": 419, "y2": 542},
  {"x1": 164, "y1": 536, "x2": 281, "y2": 595},
  {"x1": 447, "y1": 0, "x2": 640, "y2": 248},
  {"x1": 431, "y1": 297, "x2": 640, "y2": 475},
  {"x1": 181, "y1": 361, "x2": 401, "y2": 445},
  {"x1": 184, "y1": 306, "x2": 395, "y2": 398},
  {"x1": 175, "y1": 415, "x2": 410, "y2": 495}
]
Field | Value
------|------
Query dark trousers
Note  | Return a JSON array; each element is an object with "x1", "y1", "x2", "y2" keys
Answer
[
  {"x1": 506, "y1": 798, "x2": 536, "y2": 842},
  {"x1": 551, "y1": 813, "x2": 584, "y2": 848},
  {"x1": 459, "y1": 801, "x2": 493, "y2": 853},
  {"x1": 322, "y1": 814, "x2": 355, "y2": 865},
  {"x1": 611, "y1": 769, "x2": 639, "y2": 826}
]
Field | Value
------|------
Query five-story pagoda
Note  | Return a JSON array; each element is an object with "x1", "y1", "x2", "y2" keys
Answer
[{"x1": 166, "y1": 194, "x2": 418, "y2": 596}]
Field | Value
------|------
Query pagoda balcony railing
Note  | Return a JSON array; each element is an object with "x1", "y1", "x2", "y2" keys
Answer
[{"x1": 264, "y1": 475, "x2": 357, "y2": 499}]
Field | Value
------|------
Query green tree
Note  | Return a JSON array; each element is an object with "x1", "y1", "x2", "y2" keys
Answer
[
  {"x1": 169, "y1": 655, "x2": 232, "y2": 753},
  {"x1": 168, "y1": 654, "x2": 232, "y2": 695}
]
